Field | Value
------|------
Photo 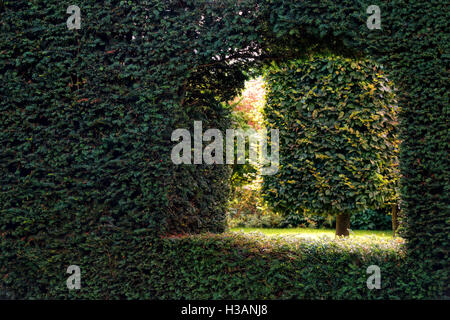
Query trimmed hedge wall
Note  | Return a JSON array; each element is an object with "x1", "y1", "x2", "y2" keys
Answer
[
  {"x1": 1, "y1": 0, "x2": 448, "y2": 298},
  {"x1": 1, "y1": 233, "x2": 418, "y2": 299},
  {"x1": 0, "y1": 0, "x2": 236, "y2": 239}
]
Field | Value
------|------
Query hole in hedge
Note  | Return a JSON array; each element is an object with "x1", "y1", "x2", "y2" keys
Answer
[{"x1": 225, "y1": 56, "x2": 401, "y2": 240}]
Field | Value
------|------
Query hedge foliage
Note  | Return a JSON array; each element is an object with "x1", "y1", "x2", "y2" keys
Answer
[
  {"x1": 1, "y1": 0, "x2": 448, "y2": 298},
  {"x1": 1, "y1": 232, "x2": 420, "y2": 299},
  {"x1": 262, "y1": 57, "x2": 399, "y2": 217},
  {"x1": 350, "y1": 209, "x2": 392, "y2": 231}
]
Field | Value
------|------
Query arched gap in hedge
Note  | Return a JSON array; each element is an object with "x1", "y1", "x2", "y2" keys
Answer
[{"x1": 183, "y1": 0, "x2": 447, "y2": 297}]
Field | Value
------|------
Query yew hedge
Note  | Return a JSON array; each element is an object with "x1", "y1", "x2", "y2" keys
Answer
[{"x1": 0, "y1": 0, "x2": 448, "y2": 298}]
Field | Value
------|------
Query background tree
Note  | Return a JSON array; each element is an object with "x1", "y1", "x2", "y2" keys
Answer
[
  {"x1": 262, "y1": 56, "x2": 400, "y2": 236},
  {"x1": 227, "y1": 76, "x2": 266, "y2": 189}
]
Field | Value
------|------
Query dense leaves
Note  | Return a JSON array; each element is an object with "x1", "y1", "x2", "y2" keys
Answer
[
  {"x1": 262, "y1": 57, "x2": 400, "y2": 216},
  {"x1": 350, "y1": 209, "x2": 392, "y2": 231},
  {"x1": 2, "y1": 233, "x2": 413, "y2": 299},
  {"x1": 0, "y1": 0, "x2": 448, "y2": 298}
]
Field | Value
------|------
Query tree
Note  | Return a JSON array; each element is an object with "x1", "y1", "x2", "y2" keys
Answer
[{"x1": 262, "y1": 56, "x2": 400, "y2": 236}]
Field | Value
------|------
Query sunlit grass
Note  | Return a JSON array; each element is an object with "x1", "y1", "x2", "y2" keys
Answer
[{"x1": 230, "y1": 227, "x2": 395, "y2": 240}]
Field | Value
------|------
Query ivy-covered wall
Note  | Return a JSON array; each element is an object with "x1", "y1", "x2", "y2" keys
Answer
[{"x1": 1, "y1": 0, "x2": 448, "y2": 298}]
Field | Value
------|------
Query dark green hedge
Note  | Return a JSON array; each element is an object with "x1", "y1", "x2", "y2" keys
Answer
[
  {"x1": 0, "y1": 0, "x2": 237, "y2": 239},
  {"x1": 0, "y1": 233, "x2": 422, "y2": 299},
  {"x1": 350, "y1": 209, "x2": 392, "y2": 231},
  {"x1": 280, "y1": 208, "x2": 392, "y2": 230},
  {"x1": 1, "y1": 0, "x2": 448, "y2": 298}
]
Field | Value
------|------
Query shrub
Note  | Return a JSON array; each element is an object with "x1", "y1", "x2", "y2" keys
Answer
[
  {"x1": 284, "y1": 211, "x2": 334, "y2": 229},
  {"x1": 228, "y1": 212, "x2": 285, "y2": 228},
  {"x1": 351, "y1": 209, "x2": 392, "y2": 231},
  {"x1": 281, "y1": 208, "x2": 392, "y2": 230},
  {"x1": 227, "y1": 181, "x2": 285, "y2": 228}
]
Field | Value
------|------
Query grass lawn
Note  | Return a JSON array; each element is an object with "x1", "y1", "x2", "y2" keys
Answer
[{"x1": 230, "y1": 227, "x2": 394, "y2": 239}]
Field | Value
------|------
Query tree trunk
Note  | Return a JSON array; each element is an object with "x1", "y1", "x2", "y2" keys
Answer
[
  {"x1": 336, "y1": 213, "x2": 350, "y2": 237},
  {"x1": 392, "y1": 203, "x2": 399, "y2": 237}
]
